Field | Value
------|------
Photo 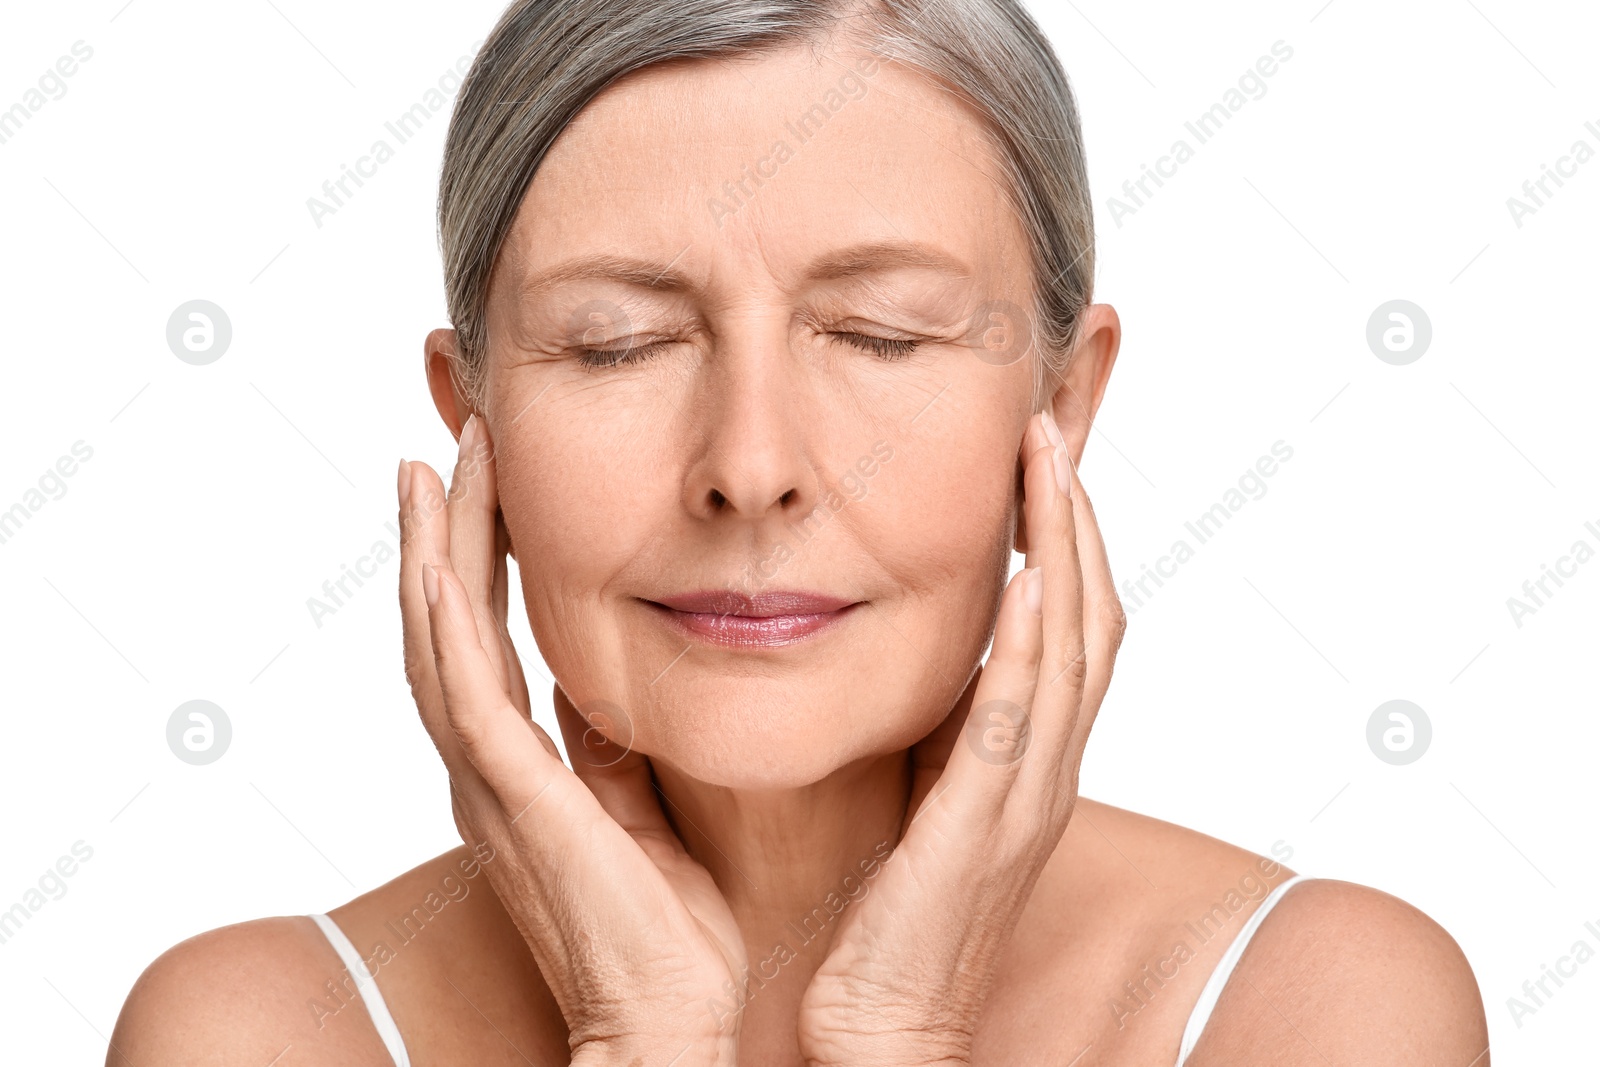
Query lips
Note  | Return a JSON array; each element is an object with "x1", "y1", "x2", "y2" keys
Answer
[{"x1": 645, "y1": 589, "x2": 860, "y2": 647}]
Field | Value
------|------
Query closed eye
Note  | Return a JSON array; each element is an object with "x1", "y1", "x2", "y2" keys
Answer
[
  {"x1": 576, "y1": 340, "x2": 673, "y2": 369},
  {"x1": 578, "y1": 332, "x2": 920, "y2": 367},
  {"x1": 833, "y1": 332, "x2": 920, "y2": 360}
]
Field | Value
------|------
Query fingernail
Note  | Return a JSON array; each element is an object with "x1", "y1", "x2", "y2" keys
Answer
[
  {"x1": 1053, "y1": 443, "x2": 1072, "y2": 498},
  {"x1": 397, "y1": 458, "x2": 411, "y2": 508},
  {"x1": 1042, "y1": 410, "x2": 1066, "y2": 450},
  {"x1": 458, "y1": 413, "x2": 480, "y2": 461},
  {"x1": 1023, "y1": 567, "x2": 1043, "y2": 616},
  {"x1": 422, "y1": 563, "x2": 440, "y2": 607}
]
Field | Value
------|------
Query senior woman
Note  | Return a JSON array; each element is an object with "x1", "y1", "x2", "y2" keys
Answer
[{"x1": 110, "y1": 0, "x2": 1488, "y2": 1064}]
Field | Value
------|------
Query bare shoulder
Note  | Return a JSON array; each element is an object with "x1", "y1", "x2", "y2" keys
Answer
[
  {"x1": 983, "y1": 799, "x2": 1304, "y2": 1060},
  {"x1": 1036, "y1": 797, "x2": 1303, "y2": 929},
  {"x1": 994, "y1": 799, "x2": 1486, "y2": 1064},
  {"x1": 1188, "y1": 878, "x2": 1489, "y2": 1065},
  {"x1": 107, "y1": 844, "x2": 553, "y2": 1066},
  {"x1": 106, "y1": 912, "x2": 386, "y2": 1066}
]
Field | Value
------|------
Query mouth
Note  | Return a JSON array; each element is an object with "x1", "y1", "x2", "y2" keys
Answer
[{"x1": 642, "y1": 590, "x2": 862, "y2": 648}]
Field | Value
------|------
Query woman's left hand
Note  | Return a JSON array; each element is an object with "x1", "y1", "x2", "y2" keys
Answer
[{"x1": 796, "y1": 410, "x2": 1126, "y2": 1067}]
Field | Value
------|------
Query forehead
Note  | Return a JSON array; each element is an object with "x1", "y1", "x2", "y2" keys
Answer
[{"x1": 500, "y1": 42, "x2": 1028, "y2": 291}]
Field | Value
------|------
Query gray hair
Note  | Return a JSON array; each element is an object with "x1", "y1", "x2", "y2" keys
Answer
[{"x1": 438, "y1": 0, "x2": 1094, "y2": 407}]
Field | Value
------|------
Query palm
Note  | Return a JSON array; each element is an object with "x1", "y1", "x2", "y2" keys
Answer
[
  {"x1": 547, "y1": 686, "x2": 747, "y2": 1009},
  {"x1": 797, "y1": 670, "x2": 996, "y2": 1062}
]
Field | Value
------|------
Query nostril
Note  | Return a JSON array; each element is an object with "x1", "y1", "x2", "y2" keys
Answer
[
  {"x1": 709, "y1": 487, "x2": 728, "y2": 509},
  {"x1": 779, "y1": 488, "x2": 796, "y2": 506}
]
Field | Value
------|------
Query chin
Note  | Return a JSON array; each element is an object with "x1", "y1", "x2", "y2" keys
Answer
[{"x1": 625, "y1": 670, "x2": 956, "y2": 791}]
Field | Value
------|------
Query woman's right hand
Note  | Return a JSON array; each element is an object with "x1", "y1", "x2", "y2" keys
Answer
[{"x1": 398, "y1": 413, "x2": 747, "y2": 1066}]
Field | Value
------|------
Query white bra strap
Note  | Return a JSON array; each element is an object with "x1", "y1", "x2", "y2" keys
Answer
[
  {"x1": 308, "y1": 912, "x2": 411, "y2": 1066},
  {"x1": 1176, "y1": 873, "x2": 1311, "y2": 1064}
]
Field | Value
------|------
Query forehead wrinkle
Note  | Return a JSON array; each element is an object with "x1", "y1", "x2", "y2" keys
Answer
[{"x1": 510, "y1": 45, "x2": 1018, "y2": 320}]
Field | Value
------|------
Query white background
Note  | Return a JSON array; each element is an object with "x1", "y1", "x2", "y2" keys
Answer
[{"x1": 1, "y1": 0, "x2": 1595, "y2": 1062}]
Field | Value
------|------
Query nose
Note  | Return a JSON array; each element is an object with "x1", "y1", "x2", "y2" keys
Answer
[{"x1": 682, "y1": 326, "x2": 818, "y2": 524}]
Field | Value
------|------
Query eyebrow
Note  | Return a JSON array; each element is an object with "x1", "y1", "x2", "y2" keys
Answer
[
  {"x1": 519, "y1": 254, "x2": 693, "y2": 300},
  {"x1": 518, "y1": 239, "x2": 971, "y2": 300},
  {"x1": 804, "y1": 240, "x2": 973, "y2": 282}
]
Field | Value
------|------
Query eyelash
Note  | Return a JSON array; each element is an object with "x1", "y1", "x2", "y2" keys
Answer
[
  {"x1": 575, "y1": 332, "x2": 920, "y2": 369},
  {"x1": 834, "y1": 332, "x2": 920, "y2": 361},
  {"x1": 576, "y1": 341, "x2": 672, "y2": 370}
]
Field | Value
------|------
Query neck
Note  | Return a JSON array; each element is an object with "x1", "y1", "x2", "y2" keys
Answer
[{"x1": 651, "y1": 750, "x2": 912, "y2": 1056}]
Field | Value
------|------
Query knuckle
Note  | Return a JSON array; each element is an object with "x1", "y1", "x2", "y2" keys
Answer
[
  {"x1": 1051, "y1": 644, "x2": 1089, "y2": 687},
  {"x1": 449, "y1": 702, "x2": 511, "y2": 764},
  {"x1": 449, "y1": 785, "x2": 485, "y2": 842},
  {"x1": 1098, "y1": 596, "x2": 1129, "y2": 643},
  {"x1": 990, "y1": 632, "x2": 1040, "y2": 676},
  {"x1": 429, "y1": 628, "x2": 463, "y2": 674},
  {"x1": 402, "y1": 643, "x2": 435, "y2": 699},
  {"x1": 449, "y1": 718, "x2": 490, "y2": 767}
]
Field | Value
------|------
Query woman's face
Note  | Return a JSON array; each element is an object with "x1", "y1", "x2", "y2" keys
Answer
[{"x1": 469, "y1": 43, "x2": 1046, "y2": 789}]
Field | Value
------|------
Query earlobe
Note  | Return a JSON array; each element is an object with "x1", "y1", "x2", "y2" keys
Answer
[{"x1": 496, "y1": 509, "x2": 518, "y2": 563}]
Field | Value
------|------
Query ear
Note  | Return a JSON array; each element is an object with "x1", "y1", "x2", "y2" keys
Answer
[
  {"x1": 425, "y1": 327, "x2": 474, "y2": 442},
  {"x1": 423, "y1": 328, "x2": 518, "y2": 561},
  {"x1": 1014, "y1": 303, "x2": 1120, "y2": 554},
  {"x1": 1049, "y1": 303, "x2": 1120, "y2": 460}
]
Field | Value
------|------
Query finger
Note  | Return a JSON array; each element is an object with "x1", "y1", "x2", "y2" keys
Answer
[
  {"x1": 492, "y1": 528, "x2": 533, "y2": 717},
  {"x1": 1023, "y1": 411, "x2": 1087, "y2": 756},
  {"x1": 399, "y1": 458, "x2": 473, "y2": 779},
  {"x1": 424, "y1": 560, "x2": 558, "y2": 802},
  {"x1": 917, "y1": 565, "x2": 1043, "y2": 820},
  {"x1": 446, "y1": 414, "x2": 510, "y2": 690},
  {"x1": 1059, "y1": 448, "x2": 1125, "y2": 759}
]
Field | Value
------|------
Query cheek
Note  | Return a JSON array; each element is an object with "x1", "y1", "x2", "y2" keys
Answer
[
  {"x1": 844, "y1": 422, "x2": 1019, "y2": 737},
  {"x1": 873, "y1": 425, "x2": 1019, "y2": 590},
  {"x1": 901, "y1": 421, "x2": 1021, "y2": 636},
  {"x1": 494, "y1": 418, "x2": 650, "y2": 565},
  {"x1": 491, "y1": 424, "x2": 643, "y2": 662}
]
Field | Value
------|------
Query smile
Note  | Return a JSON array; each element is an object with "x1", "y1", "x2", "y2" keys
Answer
[{"x1": 644, "y1": 590, "x2": 861, "y2": 648}]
